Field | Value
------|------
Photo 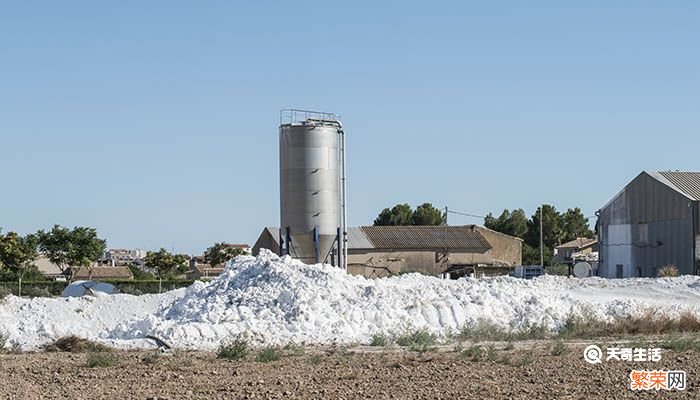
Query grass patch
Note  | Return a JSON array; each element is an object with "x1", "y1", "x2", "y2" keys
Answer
[
  {"x1": 515, "y1": 351, "x2": 535, "y2": 367},
  {"x1": 459, "y1": 319, "x2": 549, "y2": 342},
  {"x1": 395, "y1": 328, "x2": 437, "y2": 353},
  {"x1": 485, "y1": 344, "x2": 499, "y2": 361},
  {"x1": 255, "y1": 346, "x2": 282, "y2": 363},
  {"x1": 661, "y1": 336, "x2": 700, "y2": 353},
  {"x1": 309, "y1": 354, "x2": 323, "y2": 365},
  {"x1": 43, "y1": 336, "x2": 109, "y2": 353},
  {"x1": 217, "y1": 336, "x2": 249, "y2": 360},
  {"x1": 85, "y1": 351, "x2": 118, "y2": 368},
  {"x1": 370, "y1": 333, "x2": 390, "y2": 347},
  {"x1": 282, "y1": 342, "x2": 305, "y2": 356},
  {"x1": 0, "y1": 330, "x2": 8, "y2": 353},
  {"x1": 141, "y1": 351, "x2": 162, "y2": 365},
  {"x1": 460, "y1": 345, "x2": 483, "y2": 361},
  {"x1": 550, "y1": 340, "x2": 569, "y2": 356}
]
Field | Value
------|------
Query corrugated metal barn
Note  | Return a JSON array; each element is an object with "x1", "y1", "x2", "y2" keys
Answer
[
  {"x1": 597, "y1": 171, "x2": 700, "y2": 278},
  {"x1": 252, "y1": 225, "x2": 522, "y2": 278}
]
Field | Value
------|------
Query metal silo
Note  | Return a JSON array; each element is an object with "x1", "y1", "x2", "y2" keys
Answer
[{"x1": 279, "y1": 109, "x2": 347, "y2": 268}]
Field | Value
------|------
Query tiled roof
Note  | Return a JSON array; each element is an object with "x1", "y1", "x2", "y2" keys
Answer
[
  {"x1": 360, "y1": 225, "x2": 492, "y2": 251},
  {"x1": 72, "y1": 267, "x2": 133, "y2": 280},
  {"x1": 652, "y1": 171, "x2": 700, "y2": 201},
  {"x1": 556, "y1": 237, "x2": 597, "y2": 250}
]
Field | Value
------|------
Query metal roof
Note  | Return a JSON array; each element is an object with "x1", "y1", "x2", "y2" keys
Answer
[
  {"x1": 359, "y1": 225, "x2": 492, "y2": 251},
  {"x1": 555, "y1": 237, "x2": 597, "y2": 250},
  {"x1": 652, "y1": 171, "x2": 700, "y2": 201}
]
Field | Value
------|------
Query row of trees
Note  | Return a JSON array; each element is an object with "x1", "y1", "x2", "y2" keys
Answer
[
  {"x1": 370, "y1": 202, "x2": 593, "y2": 266},
  {"x1": 1, "y1": 225, "x2": 247, "y2": 288},
  {"x1": 373, "y1": 203, "x2": 445, "y2": 226},
  {"x1": 0, "y1": 225, "x2": 106, "y2": 293},
  {"x1": 484, "y1": 205, "x2": 594, "y2": 265}
]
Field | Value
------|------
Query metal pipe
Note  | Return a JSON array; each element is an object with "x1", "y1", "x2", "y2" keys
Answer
[{"x1": 340, "y1": 125, "x2": 348, "y2": 272}]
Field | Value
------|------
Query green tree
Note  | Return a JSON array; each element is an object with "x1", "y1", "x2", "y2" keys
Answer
[
  {"x1": 373, "y1": 203, "x2": 414, "y2": 226},
  {"x1": 36, "y1": 225, "x2": 107, "y2": 282},
  {"x1": 483, "y1": 209, "x2": 528, "y2": 239},
  {"x1": 144, "y1": 248, "x2": 188, "y2": 279},
  {"x1": 412, "y1": 203, "x2": 446, "y2": 226},
  {"x1": 561, "y1": 208, "x2": 594, "y2": 242},
  {"x1": 204, "y1": 243, "x2": 245, "y2": 267},
  {"x1": 0, "y1": 231, "x2": 40, "y2": 295},
  {"x1": 524, "y1": 205, "x2": 564, "y2": 266}
]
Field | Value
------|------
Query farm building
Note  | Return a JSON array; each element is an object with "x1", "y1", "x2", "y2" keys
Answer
[
  {"x1": 252, "y1": 225, "x2": 522, "y2": 278},
  {"x1": 597, "y1": 171, "x2": 700, "y2": 278}
]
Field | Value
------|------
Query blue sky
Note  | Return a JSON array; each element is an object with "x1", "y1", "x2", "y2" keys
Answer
[{"x1": 1, "y1": 1, "x2": 698, "y2": 254}]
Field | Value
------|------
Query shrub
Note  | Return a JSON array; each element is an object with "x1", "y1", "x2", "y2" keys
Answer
[
  {"x1": 515, "y1": 351, "x2": 535, "y2": 367},
  {"x1": 661, "y1": 336, "x2": 700, "y2": 353},
  {"x1": 395, "y1": 328, "x2": 437, "y2": 352},
  {"x1": 86, "y1": 352, "x2": 118, "y2": 368},
  {"x1": 545, "y1": 264, "x2": 569, "y2": 276},
  {"x1": 141, "y1": 351, "x2": 161, "y2": 365},
  {"x1": 0, "y1": 287, "x2": 11, "y2": 300},
  {"x1": 658, "y1": 265, "x2": 680, "y2": 277},
  {"x1": 369, "y1": 333, "x2": 390, "y2": 347},
  {"x1": 461, "y1": 345, "x2": 484, "y2": 361},
  {"x1": 23, "y1": 286, "x2": 52, "y2": 298},
  {"x1": 309, "y1": 354, "x2": 323, "y2": 365},
  {"x1": 217, "y1": 337, "x2": 249, "y2": 360},
  {"x1": 550, "y1": 340, "x2": 569, "y2": 356},
  {"x1": 0, "y1": 330, "x2": 8, "y2": 353},
  {"x1": 43, "y1": 336, "x2": 109, "y2": 353},
  {"x1": 255, "y1": 346, "x2": 282, "y2": 363}
]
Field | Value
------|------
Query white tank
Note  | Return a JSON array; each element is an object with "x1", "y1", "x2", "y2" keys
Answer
[{"x1": 279, "y1": 110, "x2": 342, "y2": 264}]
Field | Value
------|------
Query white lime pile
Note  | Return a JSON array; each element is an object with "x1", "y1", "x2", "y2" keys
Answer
[{"x1": 2, "y1": 249, "x2": 700, "y2": 350}]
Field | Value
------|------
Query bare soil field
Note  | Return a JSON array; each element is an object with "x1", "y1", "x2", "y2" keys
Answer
[{"x1": 1, "y1": 340, "x2": 698, "y2": 399}]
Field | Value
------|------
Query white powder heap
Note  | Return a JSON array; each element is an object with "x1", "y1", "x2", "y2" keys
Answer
[{"x1": 2, "y1": 249, "x2": 700, "y2": 350}]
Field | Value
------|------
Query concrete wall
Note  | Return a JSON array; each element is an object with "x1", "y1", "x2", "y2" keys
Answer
[
  {"x1": 347, "y1": 249, "x2": 496, "y2": 278},
  {"x1": 252, "y1": 229, "x2": 280, "y2": 257},
  {"x1": 474, "y1": 227, "x2": 522, "y2": 266}
]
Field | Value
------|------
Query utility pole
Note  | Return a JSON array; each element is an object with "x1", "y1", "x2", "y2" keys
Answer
[{"x1": 540, "y1": 204, "x2": 544, "y2": 267}]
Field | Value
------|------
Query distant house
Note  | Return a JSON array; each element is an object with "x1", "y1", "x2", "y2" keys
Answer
[
  {"x1": 103, "y1": 248, "x2": 147, "y2": 266},
  {"x1": 597, "y1": 171, "x2": 700, "y2": 278},
  {"x1": 186, "y1": 264, "x2": 225, "y2": 280},
  {"x1": 72, "y1": 266, "x2": 133, "y2": 281},
  {"x1": 253, "y1": 225, "x2": 522, "y2": 278},
  {"x1": 553, "y1": 238, "x2": 598, "y2": 264},
  {"x1": 34, "y1": 256, "x2": 133, "y2": 281},
  {"x1": 227, "y1": 243, "x2": 252, "y2": 255}
]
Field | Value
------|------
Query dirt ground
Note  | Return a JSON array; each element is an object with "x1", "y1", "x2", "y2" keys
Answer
[{"x1": 1, "y1": 341, "x2": 698, "y2": 399}]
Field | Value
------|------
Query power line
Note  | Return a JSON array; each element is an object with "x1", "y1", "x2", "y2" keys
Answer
[{"x1": 446, "y1": 209, "x2": 485, "y2": 219}]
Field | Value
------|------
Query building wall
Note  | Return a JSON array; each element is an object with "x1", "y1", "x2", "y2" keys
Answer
[
  {"x1": 473, "y1": 227, "x2": 522, "y2": 265},
  {"x1": 598, "y1": 172, "x2": 697, "y2": 277},
  {"x1": 252, "y1": 229, "x2": 280, "y2": 256},
  {"x1": 347, "y1": 249, "x2": 495, "y2": 278}
]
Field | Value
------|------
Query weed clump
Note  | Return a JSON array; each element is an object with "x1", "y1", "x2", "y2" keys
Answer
[
  {"x1": 86, "y1": 352, "x2": 118, "y2": 368},
  {"x1": 369, "y1": 333, "x2": 390, "y2": 347},
  {"x1": 44, "y1": 336, "x2": 109, "y2": 353},
  {"x1": 395, "y1": 328, "x2": 437, "y2": 353},
  {"x1": 217, "y1": 336, "x2": 249, "y2": 360},
  {"x1": 255, "y1": 346, "x2": 282, "y2": 363}
]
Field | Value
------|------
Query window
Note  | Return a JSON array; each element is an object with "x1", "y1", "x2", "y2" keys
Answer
[
  {"x1": 639, "y1": 223, "x2": 649, "y2": 243},
  {"x1": 616, "y1": 264, "x2": 624, "y2": 279}
]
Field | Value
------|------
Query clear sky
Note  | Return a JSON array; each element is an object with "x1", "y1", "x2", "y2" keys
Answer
[{"x1": 1, "y1": 1, "x2": 698, "y2": 254}]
